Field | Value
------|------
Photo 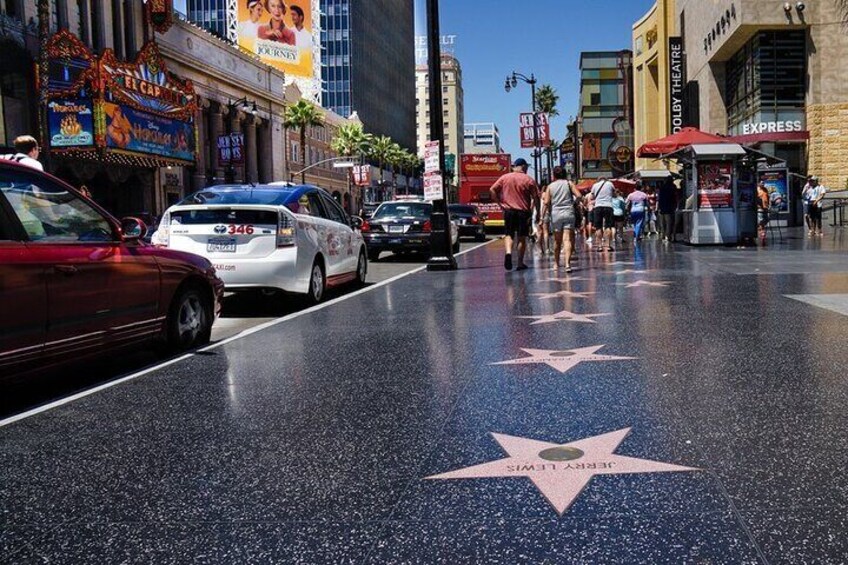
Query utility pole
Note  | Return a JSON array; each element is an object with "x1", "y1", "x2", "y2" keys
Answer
[{"x1": 425, "y1": 0, "x2": 457, "y2": 271}]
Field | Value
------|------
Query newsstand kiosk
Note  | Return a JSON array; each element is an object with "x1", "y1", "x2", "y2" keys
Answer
[{"x1": 672, "y1": 143, "x2": 751, "y2": 245}]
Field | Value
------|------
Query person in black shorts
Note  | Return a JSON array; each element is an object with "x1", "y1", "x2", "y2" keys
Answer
[
  {"x1": 490, "y1": 158, "x2": 540, "y2": 271},
  {"x1": 590, "y1": 177, "x2": 616, "y2": 252}
]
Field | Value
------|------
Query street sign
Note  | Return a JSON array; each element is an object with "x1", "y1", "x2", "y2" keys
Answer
[
  {"x1": 352, "y1": 164, "x2": 371, "y2": 186},
  {"x1": 519, "y1": 112, "x2": 550, "y2": 148},
  {"x1": 423, "y1": 172, "x2": 443, "y2": 201},
  {"x1": 424, "y1": 140, "x2": 440, "y2": 174},
  {"x1": 217, "y1": 133, "x2": 244, "y2": 165}
]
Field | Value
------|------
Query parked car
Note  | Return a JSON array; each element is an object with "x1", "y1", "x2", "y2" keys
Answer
[
  {"x1": 448, "y1": 204, "x2": 487, "y2": 241},
  {"x1": 0, "y1": 160, "x2": 223, "y2": 378},
  {"x1": 154, "y1": 184, "x2": 367, "y2": 303},
  {"x1": 360, "y1": 200, "x2": 459, "y2": 261}
]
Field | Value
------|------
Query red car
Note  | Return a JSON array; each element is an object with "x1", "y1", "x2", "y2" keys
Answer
[{"x1": 0, "y1": 160, "x2": 224, "y2": 378}]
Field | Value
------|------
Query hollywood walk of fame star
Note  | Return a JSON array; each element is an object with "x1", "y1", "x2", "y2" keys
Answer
[
  {"x1": 530, "y1": 290, "x2": 595, "y2": 300},
  {"x1": 517, "y1": 310, "x2": 610, "y2": 325},
  {"x1": 427, "y1": 428, "x2": 699, "y2": 515},
  {"x1": 491, "y1": 345, "x2": 636, "y2": 374},
  {"x1": 617, "y1": 280, "x2": 672, "y2": 288}
]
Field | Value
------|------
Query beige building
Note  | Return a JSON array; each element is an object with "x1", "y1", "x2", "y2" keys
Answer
[
  {"x1": 632, "y1": 0, "x2": 678, "y2": 171},
  {"x1": 677, "y1": 0, "x2": 848, "y2": 190},
  {"x1": 416, "y1": 54, "x2": 464, "y2": 183}
]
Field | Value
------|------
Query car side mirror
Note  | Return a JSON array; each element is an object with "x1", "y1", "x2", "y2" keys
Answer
[
  {"x1": 350, "y1": 215, "x2": 363, "y2": 229},
  {"x1": 121, "y1": 217, "x2": 148, "y2": 241}
]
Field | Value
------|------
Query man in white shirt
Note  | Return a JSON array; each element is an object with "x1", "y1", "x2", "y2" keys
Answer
[
  {"x1": 290, "y1": 4, "x2": 312, "y2": 51},
  {"x1": 2, "y1": 135, "x2": 44, "y2": 171},
  {"x1": 590, "y1": 177, "x2": 615, "y2": 251}
]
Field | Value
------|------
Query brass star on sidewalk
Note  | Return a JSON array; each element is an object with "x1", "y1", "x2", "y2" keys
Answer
[
  {"x1": 617, "y1": 280, "x2": 672, "y2": 288},
  {"x1": 517, "y1": 310, "x2": 610, "y2": 325},
  {"x1": 491, "y1": 345, "x2": 636, "y2": 373},
  {"x1": 427, "y1": 428, "x2": 699, "y2": 515},
  {"x1": 530, "y1": 290, "x2": 595, "y2": 300}
]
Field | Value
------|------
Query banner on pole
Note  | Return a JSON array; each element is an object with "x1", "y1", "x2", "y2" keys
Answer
[{"x1": 519, "y1": 112, "x2": 550, "y2": 148}]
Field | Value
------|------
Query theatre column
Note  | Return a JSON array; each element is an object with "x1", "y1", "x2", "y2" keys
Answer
[
  {"x1": 245, "y1": 115, "x2": 259, "y2": 184},
  {"x1": 210, "y1": 103, "x2": 226, "y2": 184},
  {"x1": 193, "y1": 98, "x2": 209, "y2": 191}
]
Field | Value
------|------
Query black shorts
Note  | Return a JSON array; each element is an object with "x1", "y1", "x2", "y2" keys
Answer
[
  {"x1": 809, "y1": 204, "x2": 823, "y2": 221},
  {"x1": 504, "y1": 209, "x2": 532, "y2": 237},
  {"x1": 594, "y1": 206, "x2": 614, "y2": 229}
]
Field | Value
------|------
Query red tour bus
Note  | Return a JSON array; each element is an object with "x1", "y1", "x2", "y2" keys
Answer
[{"x1": 459, "y1": 153, "x2": 511, "y2": 228}]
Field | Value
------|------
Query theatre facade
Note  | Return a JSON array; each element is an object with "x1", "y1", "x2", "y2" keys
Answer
[{"x1": 678, "y1": 0, "x2": 848, "y2": 190}]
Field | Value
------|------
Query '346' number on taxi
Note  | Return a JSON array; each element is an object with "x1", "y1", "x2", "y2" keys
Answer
[{"x1": 228, "y1": 224, "x2": 254, "y2": 235}]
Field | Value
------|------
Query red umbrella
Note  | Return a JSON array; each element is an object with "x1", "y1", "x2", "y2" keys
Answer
[{"x1": 637, "y1": 127, "x2": 728, "y2": 158}]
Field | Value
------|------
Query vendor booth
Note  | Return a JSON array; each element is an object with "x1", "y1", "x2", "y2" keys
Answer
[{"x1": 638, "y1": 128, "x2": 787, "y2": 246}]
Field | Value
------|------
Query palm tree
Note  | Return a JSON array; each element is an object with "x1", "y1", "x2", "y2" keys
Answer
[
  {"x1": 284, "y1": 100, "x2": 324, "y2": 183},
  {"x1": 330, "y1": 123, "x2": 373, "y2": 158},
  {"x1": 368, "y1": 135, "x2": 395, "y2": 185},
  {"x1": 535, "y1": 84, "x2": 560, "y2": 117}
]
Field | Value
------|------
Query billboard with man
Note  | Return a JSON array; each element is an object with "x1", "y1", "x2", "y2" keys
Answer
[{"x1": 237, "y1": 0, "x2": 314, "y2": 78}]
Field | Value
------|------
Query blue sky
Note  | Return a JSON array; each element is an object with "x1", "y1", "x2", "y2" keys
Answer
[
  {"x1": 175, "y1": 0, "x2": 652, "y2": 158},
  {"x1": 436, "y1": 0, "x2": 654, "y2": 160}
]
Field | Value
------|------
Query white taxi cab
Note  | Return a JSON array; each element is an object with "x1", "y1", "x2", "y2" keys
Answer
[{"x1": 153, "y1": 184, "x2": 367, "y2": 303}]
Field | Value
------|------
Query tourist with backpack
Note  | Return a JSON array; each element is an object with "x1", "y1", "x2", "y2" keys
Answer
[{"x1": 2, "y1": 135, "x2": 43, "y2": 171}]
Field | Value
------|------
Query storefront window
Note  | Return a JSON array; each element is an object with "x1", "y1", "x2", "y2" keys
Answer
[{"x1": 726, "y1": 30, "x2": 806, "y2": 135}]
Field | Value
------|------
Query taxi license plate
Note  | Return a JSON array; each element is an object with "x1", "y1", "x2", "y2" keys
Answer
[
  {"x1": 207, "y1": 237, "x2": 236, "y2": 253},
  {"x1": 389, "y1": 225, "x2": 405, "y2": 233}
]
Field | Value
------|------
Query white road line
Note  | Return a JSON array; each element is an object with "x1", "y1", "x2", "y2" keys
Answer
[{"x1": 0, "y1": 239, "x2": 495, "y2": 428}]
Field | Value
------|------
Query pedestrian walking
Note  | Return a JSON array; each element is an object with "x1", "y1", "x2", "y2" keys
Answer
[
  {"x1": 806, "y1": 176, "x2": 827, "y2": 236},
  {"x1": 757, "y1": 181, "x2": 770, "y2": 245},
  {"x1": 646, "y1": 187, "x2": 659, "y2": 236},
  {"x1": 2, "y1": 135, "x2": 44, "y2": 171},
  {"x1": 582, "y1": 189, "x2": 595, "y2": 246},
  {"x1": 611, "y1": 189, "x2": 627, "y2": 243},
  {"x1": 657, "y1": 176, "x2": 678, "y2": 241},
  {"x1": 626, "y1": 182, "x2": 650, "y2": 242},
  {"x1": 490, "y1": 158, "x2": 539, "y2": 271},
  {"x1": 590, "y1": 177, "x2": 615, "y2": 252},
  {"x1": 542, "y1": 166, "x2": 582, "y2": 272},
  {"x1": 802, "y1": 176, "x2": 815, "y2": 235}
]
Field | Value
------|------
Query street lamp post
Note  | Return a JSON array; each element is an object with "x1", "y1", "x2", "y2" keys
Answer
[
  {"x1": 505, "y1": 71, "x2": 540, "y2": 186},
  {"x1": 425, "y1": 0, "x2": 457, "y2": 271}
]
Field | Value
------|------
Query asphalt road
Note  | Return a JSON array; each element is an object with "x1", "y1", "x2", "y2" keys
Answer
[{"x1": 1, "y1": 239, "x2": 494, "y2": 419}]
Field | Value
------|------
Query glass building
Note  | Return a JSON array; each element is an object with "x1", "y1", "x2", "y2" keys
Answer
[
  {"x1": 320, "y1": 0, "x2": 415, "y2": 151},
  {"x1": 185, "y1": 0, "x2": 228, "y2": 40}
]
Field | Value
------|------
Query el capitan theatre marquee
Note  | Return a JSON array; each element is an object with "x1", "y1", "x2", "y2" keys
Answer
[{"x1": 43, "y1": 30, "x2": 197, "y2": 167}]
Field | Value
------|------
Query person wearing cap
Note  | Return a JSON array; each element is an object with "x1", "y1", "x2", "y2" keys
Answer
[
  {"x1": 239, "y1": 0, "x2": 264, "y2": 39},
  {"x1": 490, "y1": 158, "x2": 539, "y2": 271}
]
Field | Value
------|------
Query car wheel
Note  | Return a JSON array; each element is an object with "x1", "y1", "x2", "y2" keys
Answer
[
  {"x1": 355, "y1": 249, "x2": 367, "y2": 287},
  {"x1": 306, "y1": 259, "x2": 326, "y2": 304},
  {"x1": 166, "y1": 285, "x2": 211, "y2": 352},
  {"x1": 368, "y1": 250, "x2": 380, "y2": 262}
]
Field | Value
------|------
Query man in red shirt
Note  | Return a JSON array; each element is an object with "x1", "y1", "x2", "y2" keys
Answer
[{"x1": 490, "y1": 158, "x2": 539, "y2": 271}]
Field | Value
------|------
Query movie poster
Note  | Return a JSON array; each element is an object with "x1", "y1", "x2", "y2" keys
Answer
[
  {"x1": 759, "y1": 168, "x2": 789, "y2": 212},
  {"x1": 697, "y1": 162, "x2": 733, "y2": 209},
  {"x1": 48, "y1": 98, "x2": 94, "y2": 148},
  {"x1": 103, "y1": 102, "x2": 195, "y2": 162},
  {"x1": 237, "y1": 0, "x2": 313, "y2": 78}
]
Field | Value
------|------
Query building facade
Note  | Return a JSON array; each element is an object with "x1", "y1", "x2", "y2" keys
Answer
[
  {"x1": 185, "y1": 0, "x2": 228, "y2": 39},
  {"x1": 464, "y1": 122, "x2": 502, "y2": 154},
  {"x1": 578, "y1": 51, "x2": 635, "y2": 180},
  {"x1": 415, "y1": 54, "x2": 463, "y2": 185},
  {"x1": 677, "y1": 0, "x2": 848, "y2": 189},
  {"x1": 321, "y1": 0, "x2": 415, "y2": 151},
  {"x1": 632, "y1": 0, "x2": 678, "y2": 171}
]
